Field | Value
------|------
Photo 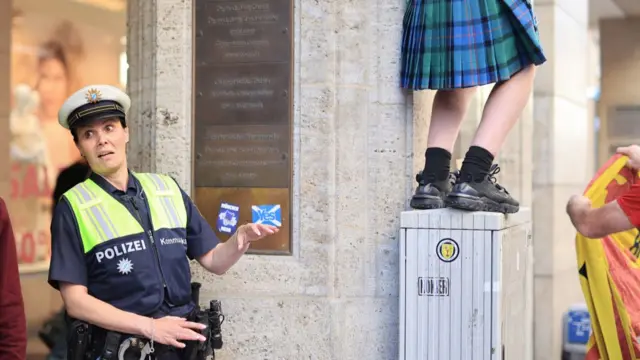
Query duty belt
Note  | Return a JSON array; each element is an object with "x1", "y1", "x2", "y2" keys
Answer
[
  {"x1": 99, "y1": 332, "x2": 174, "y2": 360},
  {"x1": 117, "y1": 337, "x2": 157, "y2": 360},
  {"x1": 67, "y1": 283, "x2": 224, "y2": 360}
]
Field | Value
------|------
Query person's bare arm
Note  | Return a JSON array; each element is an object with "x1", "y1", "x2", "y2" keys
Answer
[
  {"x1": 566, "y1": 144, "x2": 640, "y2": 238},
  {"x1": 197, "y1": 234, "x2": 245, "y2": 275},
  {"x1": 60, "y1": 282, "x2": 152, "y2": 335},
  {"x1": 60, "y1": 283, "x2": 206, "y2": 348},
  {"x1": 567, "y1": 196, "x2": 635, "y2": 238},
  {"x1": 197, "y1": 223, "x2": 278, "y2": 274}
]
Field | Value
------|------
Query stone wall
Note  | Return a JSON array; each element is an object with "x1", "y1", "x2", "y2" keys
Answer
[
  {"x1": 598, "y1": 18, "x2": 640, "y2": 162},
  {"x1": 126, "y1": 0, "x2": 413, "y2": 358},
  {"x1": 532, "y1": 2, "x2": 592, "y2": 359},
  {"x1": 126, "y1": 0, "x2": 194, "y2": 187}
]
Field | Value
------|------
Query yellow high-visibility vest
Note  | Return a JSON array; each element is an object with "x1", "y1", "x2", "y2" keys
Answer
[
  {"x1": 64, "y1": 172, "x2": 187, "y2": 252},
  {"x1": 62, "y1": 172, "x2": 190, "y2": 314}
]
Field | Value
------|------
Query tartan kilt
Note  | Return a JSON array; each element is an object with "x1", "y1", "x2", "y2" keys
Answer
[{"x1": 400, "y1": 0, "x2": 547, "y2": 90}]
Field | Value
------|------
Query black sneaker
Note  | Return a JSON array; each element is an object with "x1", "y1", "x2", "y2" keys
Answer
[
  {"x1": 446, "y1": 164, "x2": 519, "y2": 214},
  {"x1": 410, "y1": 171, "x2": 458, "y2": 210}
]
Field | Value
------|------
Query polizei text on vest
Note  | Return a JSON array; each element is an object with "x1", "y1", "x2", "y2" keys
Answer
[{"x1": 95, "y1": 240, "x2": 147, "y2": 263}]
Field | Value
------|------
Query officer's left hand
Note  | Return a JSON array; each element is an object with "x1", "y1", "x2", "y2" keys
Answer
[{"x1": 236, "y1": 223, "x2": 279, "y2": 251}]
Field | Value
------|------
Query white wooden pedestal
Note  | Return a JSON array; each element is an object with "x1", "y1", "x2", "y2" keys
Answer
[{"x1": 399, "y1": 208, "x2": 533, "y2": 360}]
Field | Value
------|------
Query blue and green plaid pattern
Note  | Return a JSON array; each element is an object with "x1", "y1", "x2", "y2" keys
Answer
[{"x1": 401, "y1": 0, "x2": 547, "y2": 90}]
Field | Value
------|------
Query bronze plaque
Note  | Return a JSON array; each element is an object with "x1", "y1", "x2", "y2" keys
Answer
[
  {"x1": 193, "y1": 0, "x2": 293, "y2": 254},
  {"x1": 194, "y1": 187, "x2": 290, "y2": 254}
]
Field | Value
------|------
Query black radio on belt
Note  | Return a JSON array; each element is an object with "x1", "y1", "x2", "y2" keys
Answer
[
  {"x1": 68, "y1": 320, "x2": 93, "y2": 360},
  {"x1": 187, "y1": 282, "x2": 225, "y2": 359},
  {"x1": 208, "y1": 300, "x2": 225, "y2": 350}
]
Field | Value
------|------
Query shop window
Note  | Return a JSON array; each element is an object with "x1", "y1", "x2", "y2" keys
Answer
[{"x1": 9, "y1": 0, "x2": 126, "y2": 273}]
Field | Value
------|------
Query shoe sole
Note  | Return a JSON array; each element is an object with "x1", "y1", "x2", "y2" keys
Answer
[
  {"x1": 446, "y1": 194, "x2": 519, "y2": 214},
  {"x1": 410, "y1": 196, "x2": 446, "y2": 210}
]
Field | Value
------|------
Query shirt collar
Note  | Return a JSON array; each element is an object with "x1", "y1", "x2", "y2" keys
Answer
[{"x1": 89, "y1": 169, "x2": 138, "y2": 195}]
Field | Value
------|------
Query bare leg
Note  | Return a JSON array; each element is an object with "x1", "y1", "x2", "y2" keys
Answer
[
  {"x1": 427, "y1": 87, "x2": 478, "y2": 152},
  {"x1": 448, "y1": 64, "x2": 537, "y2": 214},
  {"x1": 472, "y1": 64, "x2": 536, "y2": 155},
  {"x1": 410, "y1": 87, "x2": 477, "y2": 210}
]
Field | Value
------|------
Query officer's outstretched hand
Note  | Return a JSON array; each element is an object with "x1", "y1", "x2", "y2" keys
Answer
[
  {"x1": 146, "y1": 316, "x2": 207, "y2": 348},
  {"x1": 236, "y1": 223, "x2": 279, "y2": 251}
]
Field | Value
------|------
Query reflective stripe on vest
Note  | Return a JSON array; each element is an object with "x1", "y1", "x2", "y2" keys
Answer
[
  {"x1": 64, "y1": 173, "x2": 187, "y2": 253},
  {"x1": 134, "y1": 173, "x2": 187, "y2": 231}
]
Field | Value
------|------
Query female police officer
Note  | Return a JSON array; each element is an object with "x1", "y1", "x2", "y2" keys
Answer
[{"x1": 47, "y1": 84, "x2": 278, "y2": 358}]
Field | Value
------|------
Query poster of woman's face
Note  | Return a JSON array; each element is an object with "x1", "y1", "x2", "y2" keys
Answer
[
  {"x1": 8, "y1": 0, "x2": 125, "y2": 273},
  {"x1": 37, "y1": 43, "x2": 70, "y2": 116}
]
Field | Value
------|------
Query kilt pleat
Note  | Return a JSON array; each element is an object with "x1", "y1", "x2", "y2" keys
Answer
[{"x1": 400, "y1": 0, "x2": 547, "y2": 90}]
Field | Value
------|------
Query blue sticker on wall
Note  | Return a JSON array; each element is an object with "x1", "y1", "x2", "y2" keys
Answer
[
  {"x1": 217, "y1": 202, "x2": 239, "y2": 234},
  {"x1": 251, "y1": 204, "x2": 282, "y2": 227}
]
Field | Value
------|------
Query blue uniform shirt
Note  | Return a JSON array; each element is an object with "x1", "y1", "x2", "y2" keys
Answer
[{"x1": 48, "y1": 170, "x2": 219, "y2": 317}]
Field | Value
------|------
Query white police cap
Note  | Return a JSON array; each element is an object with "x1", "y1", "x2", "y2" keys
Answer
[{"x1": 58, "y1": 84, "x2": 131, "y2": 130}]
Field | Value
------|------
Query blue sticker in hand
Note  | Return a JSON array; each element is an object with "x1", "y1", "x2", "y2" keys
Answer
[
  {"x1": 217, "y1": 203, "x2": 239, "y2": 234},
  {"x1": 251, "y1": 204, "x2": 282, "y2": 227}
]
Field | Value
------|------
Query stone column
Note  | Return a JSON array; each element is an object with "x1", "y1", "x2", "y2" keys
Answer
[
  {"x1": 126, "y1": 0, "x2": 194, "y2": 188},
  {"x1": 127, "y1": 0, "x2": 413, "y2": 359},
  {"x1": 531, "y1": 2, "x2": 592, "y2": 359},
  {"x1": 598, "y1": 19, "x2": 640, "y2": 163}
]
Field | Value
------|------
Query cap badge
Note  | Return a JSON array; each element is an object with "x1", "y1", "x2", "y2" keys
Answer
[{"x1": 85, "y1": 88, "x2": 102, "y2": 104}]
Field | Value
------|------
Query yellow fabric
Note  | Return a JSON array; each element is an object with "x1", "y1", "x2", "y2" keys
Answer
[
  {"x1": 64, "y1": 179, "x2": 144, "y2": 253},
  {"x1": 133, "y1": 173, "x2": 187, "y2": 230},
  {"x1": 577, "y1": 154, "x2": 640, "y2": 359},
  {"x1": 63, "y1": 173, "x2": 187, "y2": 253}
]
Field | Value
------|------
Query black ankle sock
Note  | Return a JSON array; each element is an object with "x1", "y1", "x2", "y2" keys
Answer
[
  {"x1": 460, "y1": 146, "x2": 494, "y2": 182},
  {"x1": 423, "y1": 147, "x2": 451, "y2": 183}
]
